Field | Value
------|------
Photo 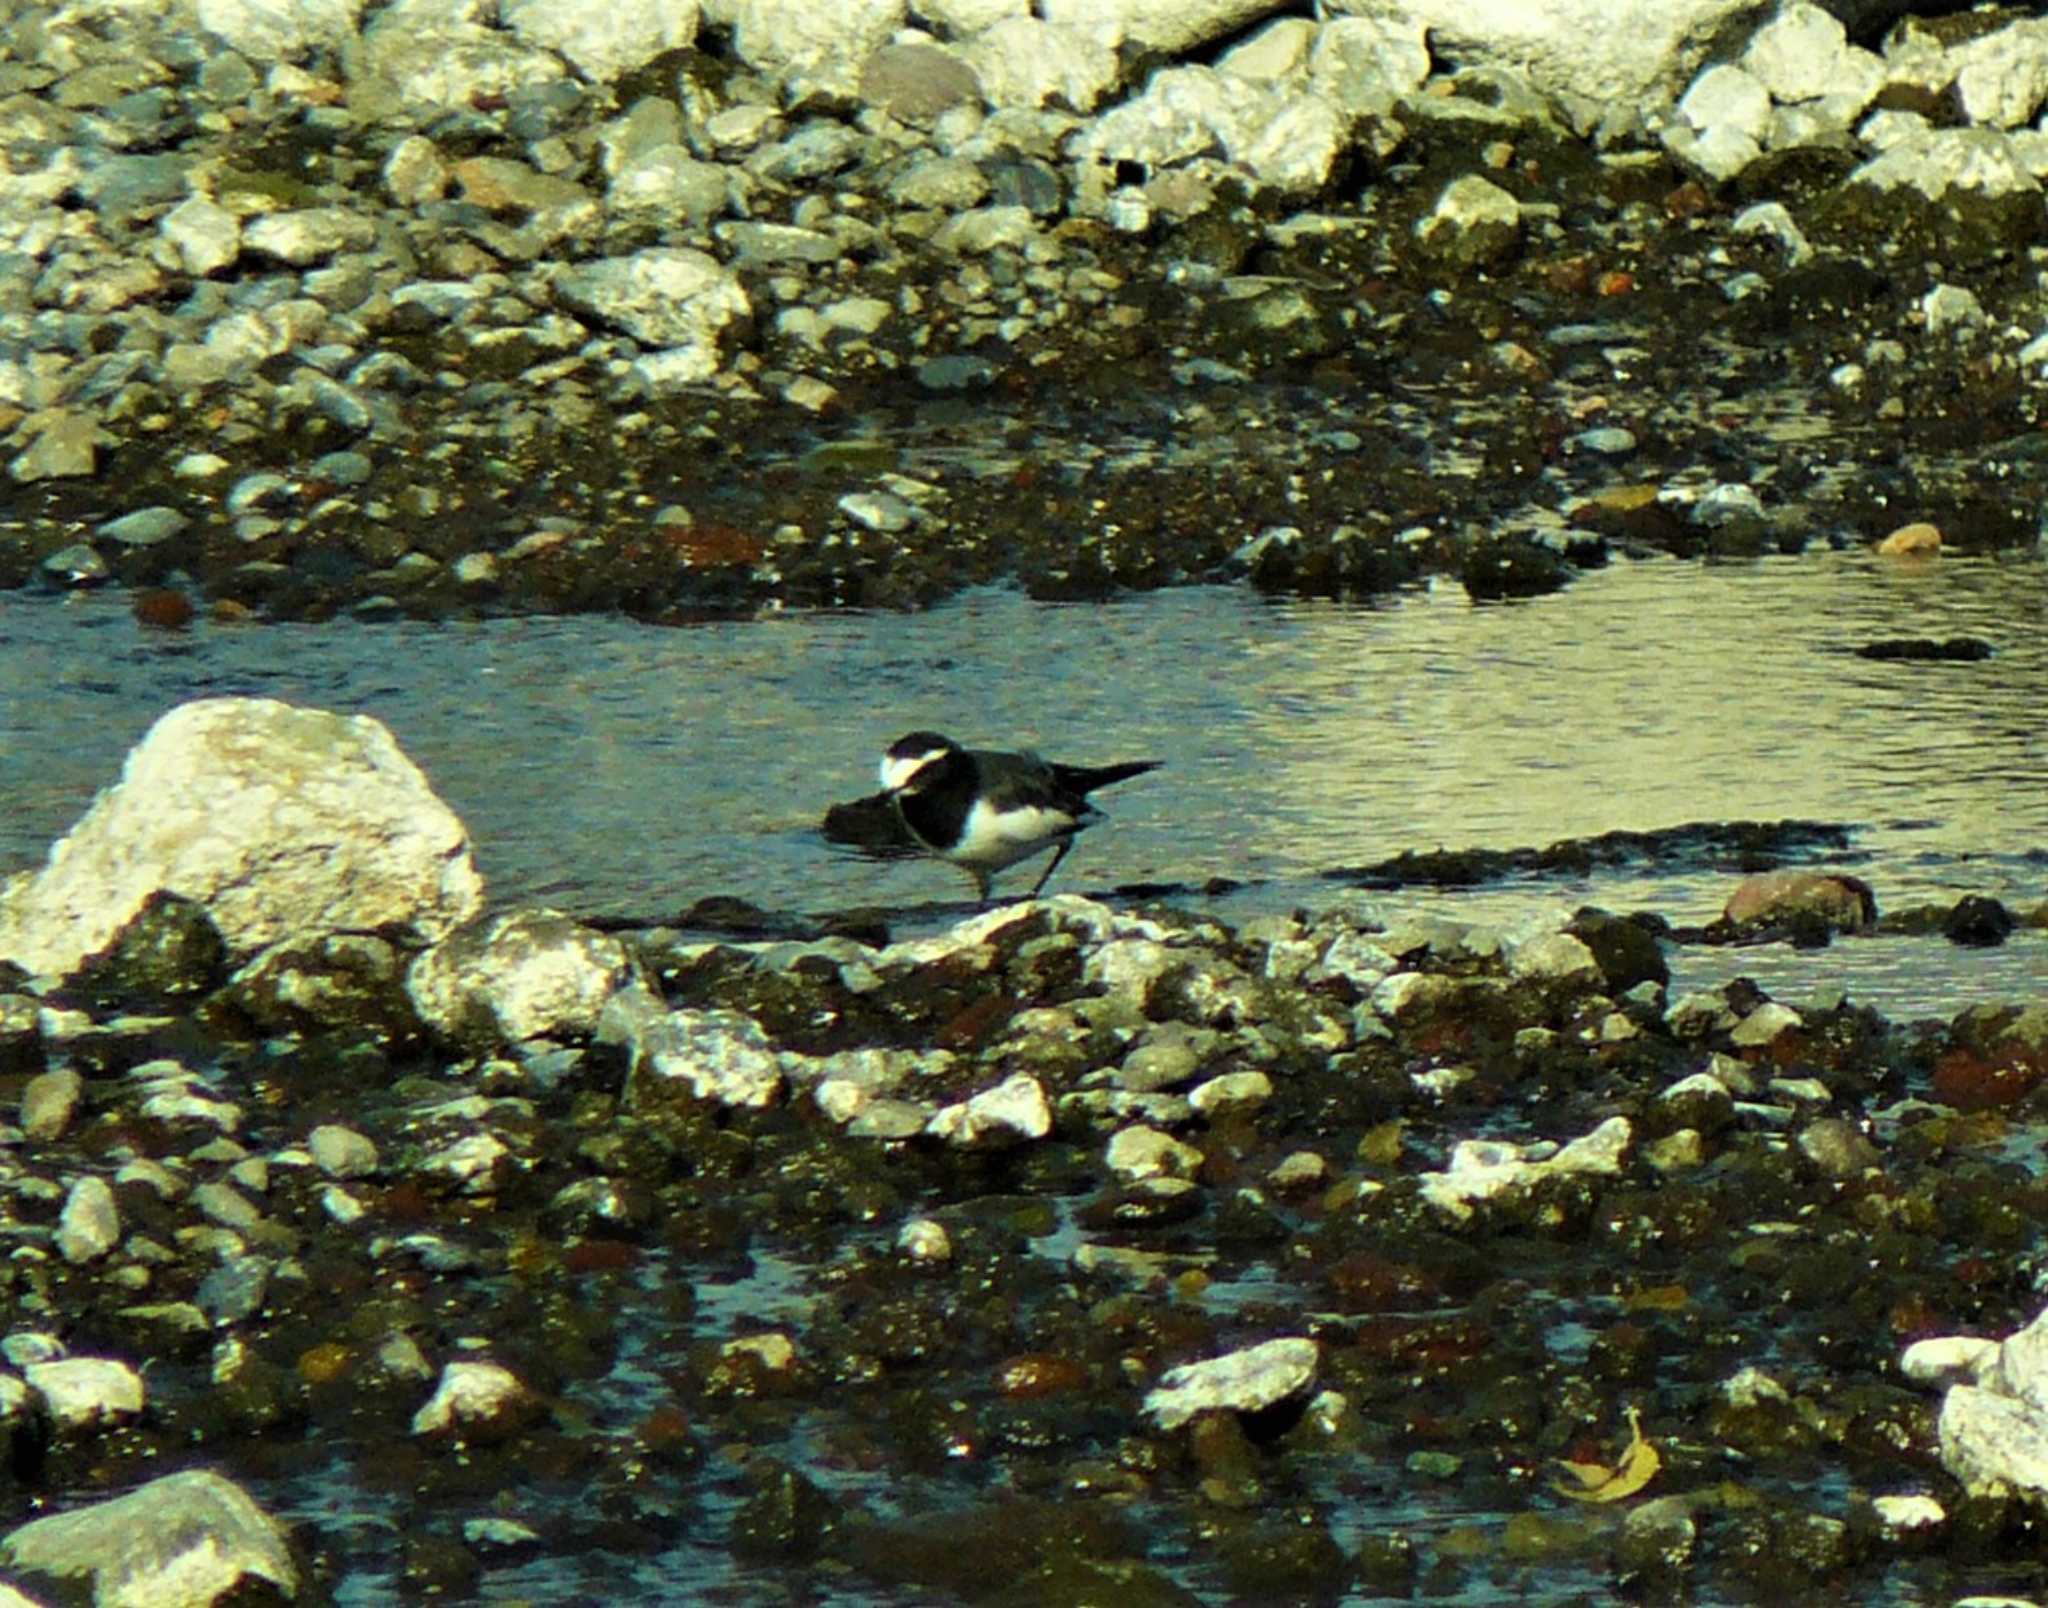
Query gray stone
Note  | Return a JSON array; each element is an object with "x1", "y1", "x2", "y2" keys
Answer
[
  {"x1": 0, "y1": 698, "x2": 484, "y2": 980},
  {"x1": 21, "y1": 1068, "x2": 83, "y2": 1141},
  {"x1": 11, "y1": 409, "x2": 108, "y2": 483},
  {"x1": 97, "y1": 506, "x2": 189, "y2": 546},
  {"x1": 0, "y1": 1469, "x2": 294, "y2": 1603},
  {"x1": 40, "y1": 543, "x2": 108, "y2": 585},
  {"x1": 860, "y1": 41, "x2": 982, "y2": 126}
]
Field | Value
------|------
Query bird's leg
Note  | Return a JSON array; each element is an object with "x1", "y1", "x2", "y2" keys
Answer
[
  {"x1": 1027, "y1": 838, "x2": 1073, "y2": 899},
  {"x1": 969, "y1": 866, "x2": 993, "y2": 907}
]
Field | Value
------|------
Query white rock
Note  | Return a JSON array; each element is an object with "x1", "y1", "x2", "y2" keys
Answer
[
  {"x1": 501, "y1": 0, "x2": 700, "y2": 80},
  {"x1": 55, "y1": 1176, "x2": 119, "y2": 1264},
  {"x1": 1952, "y1": 20, "x2": 2048, "y2": 129},
  {"x1": 1218, "y1": 17, "x2": 1316, "y2": 83},
  {"x1": 1677, "y1": 63, "x2": 1771, "y2": 141},
  {"x1": 354, "y1": 0, "x2": 567, "y2": 117},
  {"x1": 158, "y1": 196, "x2": 240, "y2": 277},
  {"x1": 1231, "y1": 88, "x2": 1350, "y2": 194},
  {"x1": 241, "y1": 207, "x2": 377, "y2": 266},
  {"x1": 1940, "y1": 1385, "x2": 2048, "y2": 1497},
  {"x1": 1922, "y1": 283, "x2": 1987, "y2": 337},
  {"x1": 1309, "y1": 16, "x2": 1432, "y2": 116},
  {"x1": 384, "y1": 134, "x2": 448, "y2": 205},
  {"x1": 610, "y1": 995, "x2": 787, "y2": 1109},
  {"x1": 552, "y1": 248, "x2": 750, "y2": 371},
  {"x1": 1189, "y1": 1070, "x2": 1272, "y2": 1115},
  {"x1": 1143, "y1": 1336, "x2": 1320, "y2": 1429},
  {"x1": 1849, "y1": 128, "x2": 2041, "y2": 202},
  {"x1": 24, "y1": 1357, "x2": 145, "y2": 1428},
  {"x1": 411, "y1": 1359, "x2": 534, "y2": 1435},
  {"x1": 959, "y1": 15, "x2": 1119, "y2": 111},
  {"x1": 927, "y1": 1073, "x2": 1051, "y2": 1147},
  {"x1": 897, "y1": 1218, "x2": 952, "y2": 1261},
  {"x1": 1042, "y1": 0, "x2": 1277, "y2": 56},
  {"x1": 0, "y1": 1470, "x2": 296, "y2": 1603},
  {"x1": 1731, "y1": 200, "x2": 1812, "y2": 265},
  {"x1": 308, "y1": 1124, "x2": 380, "y2": 1179},
  {"x1": 918, "y1": 0, "x2": 1026, "y2": 33},
  {"x1": 1106, "y1": 1124, "x2": 1204, "y2": 1182},
  {"x1": 1870, "y1": 1492, "x2": 1945, "y2": 1534},
  {"x1": 1740, "y1": 2, "x2": 1858, "y2": 104},
  {"x1": 422, "y1": 1132, "x2": 513, "y2": 1195},
  {"x1": 196, "y1": 0, "x2": 360, "y2": 58},
  {"x1": 718, "y1": 0, "x2": 904, "y2": 94},
  {"x1": 1414, "y1": 173, "x2": 1521, "y2": 265},
  {"x1": 1506, "y1": 931, "x2": 1600, "y2": 986},
  {"x1": 0, "y1": 699, "x2": 483, "y2": 981},
  {"x1": 1729, "y1": 1001, "x2": 1802, "y2": 1048},
  {"x1": 1419, "y1": 1116, "x2": 1632, "y2": 1221},
  {"x1": 408, "y1": 908, "x2": 634, "y2": 1046},
  {"x1": 1320, "y1": 0, "x2": 1757, "y2": 108}
]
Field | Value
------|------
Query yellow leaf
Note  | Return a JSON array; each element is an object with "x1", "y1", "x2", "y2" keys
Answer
[{"x1": 1549, "y1": 1407, "x2": 1660, "y2": 1503}]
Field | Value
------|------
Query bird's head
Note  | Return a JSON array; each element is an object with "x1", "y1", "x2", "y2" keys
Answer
[{"x1": 879, "y1": 730, "x2": 959, "y2": 793}]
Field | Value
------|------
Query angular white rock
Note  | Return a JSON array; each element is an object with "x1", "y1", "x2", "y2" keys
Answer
[
  {"x1": 0, "y1": 1469, "x2": 296, "y2": 1603},
  {"x1": 927, "y1": 1073, "x2": 1051, "y2": 1147},
  {"x1": 0, "y1": 699, "x2": 483, "y2": 980},
  {"x1": 412, "y1": 1359, "x2": 534, "y2": 1435},
  {"x1": 501, "y1": 0, "x2": 700, "y2": 80},
  {"x1": 408, "y1": 908, "x2": 635, "y2": 1045},
  {"x1": 24, "y1": 1357, "x2": 145, "y2": 1428},
  {"x1": 1420, "y1": 1116, "x2": 1632, "y2": 1221},
  {"x1": 1144, "y1": 1336, "x2": 1320, "y2": 1429}
]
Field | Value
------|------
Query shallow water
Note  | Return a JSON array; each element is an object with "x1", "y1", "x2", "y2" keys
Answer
[
  {"x1": 3, "y1": 550, "x2": 2043, "y2": 1017},
  {"x1": 6, "y1": 553, "x2": 2048, "y2": 1604}
]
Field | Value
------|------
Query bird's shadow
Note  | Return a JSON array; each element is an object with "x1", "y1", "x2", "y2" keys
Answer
[{"x1": 819, "y1": 789, "x2": 923, "y2": 859}]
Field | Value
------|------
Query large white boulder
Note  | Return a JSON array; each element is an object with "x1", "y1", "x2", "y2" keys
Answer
[{"x1": 0, "y1": 698, "x2": 483, "y2": 980}]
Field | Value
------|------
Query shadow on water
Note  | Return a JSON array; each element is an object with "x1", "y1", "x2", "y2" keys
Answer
[{"x1": 3, "y1": 548, "x2": 2044, "y2": 1014}]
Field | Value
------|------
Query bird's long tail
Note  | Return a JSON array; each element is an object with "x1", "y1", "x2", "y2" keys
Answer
[{"x1": 1055, "y1": 758, "x2": 1161, "y2": 796}]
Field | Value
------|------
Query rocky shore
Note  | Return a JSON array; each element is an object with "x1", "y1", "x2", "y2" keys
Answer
[
  {"x1": 7, "y1": 0, "x2": 2048, "y2": 623},
  {"x1": 0, "y1": 697, "x2": 2042, "y2": 1601}
]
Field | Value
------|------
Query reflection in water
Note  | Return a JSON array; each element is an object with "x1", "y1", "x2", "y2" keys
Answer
[{"x1": 1, "y1": 552, "x2": 2042, "y2": 1014}]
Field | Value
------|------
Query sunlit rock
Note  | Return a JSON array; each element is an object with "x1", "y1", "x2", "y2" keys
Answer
[
  {"x1": 1143, "y1": 1336, "x2": 1320, "y2": 1429},
  {"x1": 1722, "y1": 870, "x2": 1875, "y2": 935},
  {"x1": 1419, "y1": 1116, "x2": 1632, "y2": 1221},
  {"x1": 0, "y1": 698, "x2": 483, "y2": 982},
  {"x1": 409, "y1": 908, "x2": 636, "y2": 1048},
  {"x1": 412, "y1": 1359, "x2": 541, "y2": 1440},
  {"x1": 0, "y1": 1469, "x2": 297, "y2": 1604}
]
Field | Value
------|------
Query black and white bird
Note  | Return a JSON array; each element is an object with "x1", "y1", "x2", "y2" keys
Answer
[{"x1": 878, "y1": 731, "x2": 1160, "y2": 904}]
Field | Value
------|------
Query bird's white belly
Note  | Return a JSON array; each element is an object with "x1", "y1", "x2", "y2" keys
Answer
[{"x1": 949, "y1": 799, "x2": 1086, "y2": 870}]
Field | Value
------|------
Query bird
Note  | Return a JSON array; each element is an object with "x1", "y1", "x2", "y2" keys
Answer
[{"x1": 877, "y1": 730, "x2": 1160, "y2": 904}]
